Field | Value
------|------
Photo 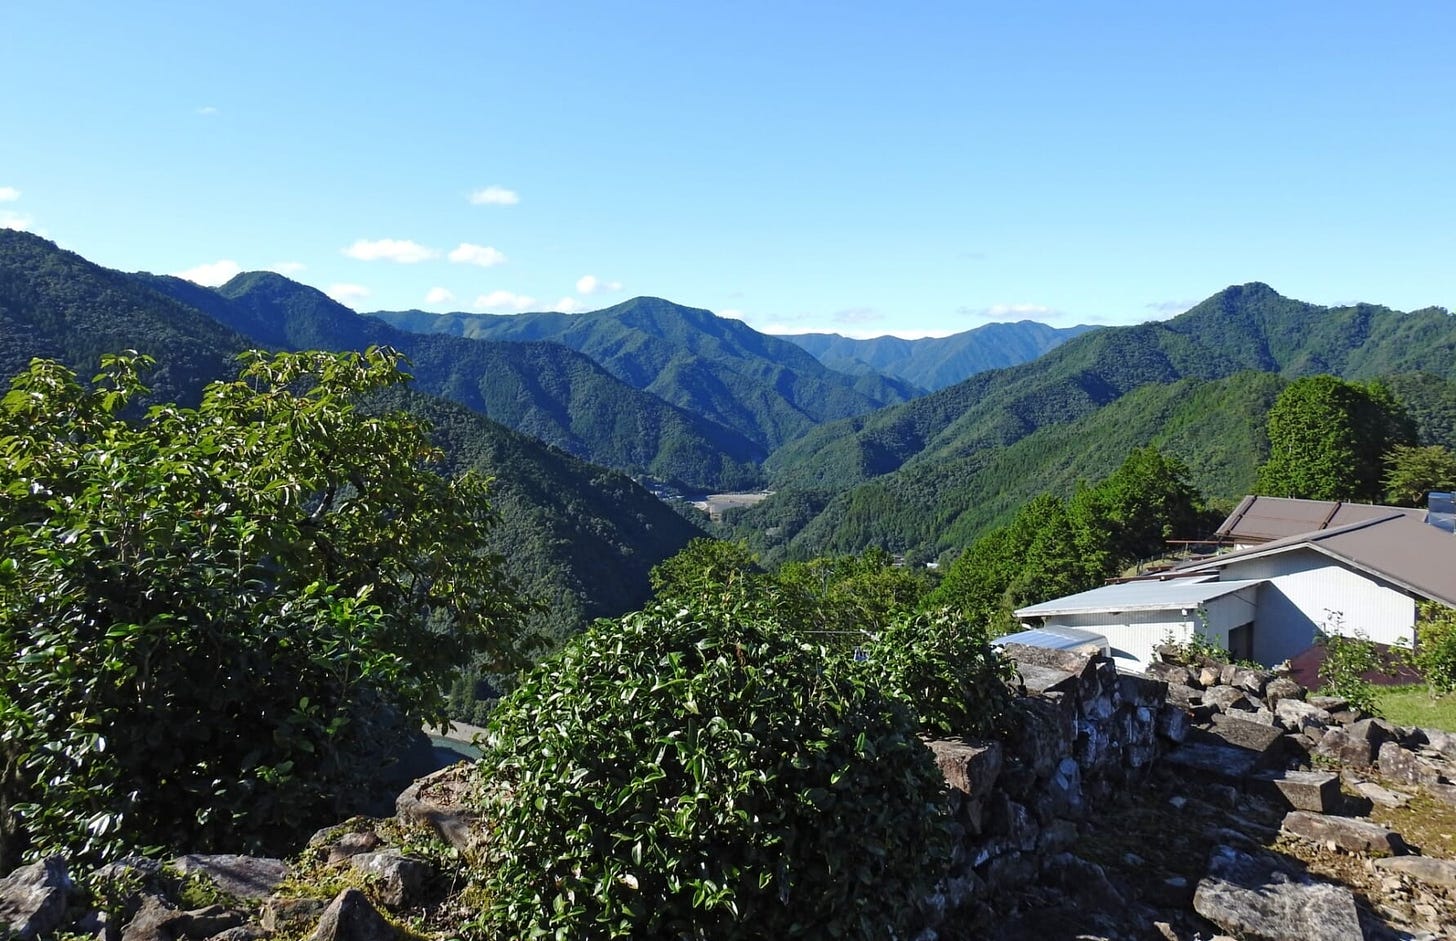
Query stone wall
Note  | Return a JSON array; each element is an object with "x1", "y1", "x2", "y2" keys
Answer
[{"x1": 919, "y1": 643, "x2": 1179, "y2": 934}]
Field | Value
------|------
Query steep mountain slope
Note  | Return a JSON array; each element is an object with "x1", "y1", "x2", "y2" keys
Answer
[
  {"x1": 371, "y1": 297, "x2": 920, "y2": 452},
  {"x1": 0, "y1": 231, "x2": 704, "y2": 639},
  {"x1": 724, "y1": 372, "x2": 1283, "y2": 563},
  {"x1": 766, "y1": 284, "x2": 1456, "y2": 493},
  {"x1": 783, "y1": 321, "x2": 1097, "y2": 391},
  {"x1": 0, "y1": 231, "x2": 249, "y2": 404},
  {"x1": 137, "y1": 272, "x2": 765, "y2": 490},
  {"x1": 373, "y1": 388, "x2": 705, "y2": 639}
]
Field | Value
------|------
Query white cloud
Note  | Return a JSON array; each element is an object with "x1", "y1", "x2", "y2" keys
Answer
[
  {"x1": 0, "y1": 187, "x2": 19, "y2": 202},
  {"x1": 576, "y1": 274, "x2": 623, "y2": 295},
  {"x1": 957, "y1": 303, "x2": 1059, "y2": 321},
  {"x1": 425, "y1": 286, "x2": 456, "y2": 305},
  {"x1": 832, "y1": 307, "x2": 882, "y2": 326},
  {"x1": 473, "y1": 290, "x2": 536, "y2": 312},
  {"x1": 469, "y1": 185, "x2": 519, "y2": 206},
  {"x1": 327, "y1": 283, "x2": 371, "y2": 305},
  {"x1": 448, "y1": 242, "x2": 507, "y2": 267},
  {"x1": 0, "y1": 211, "x2": 32, "y2": 231},
  {"x1": 174, "y1": 259, "x2": 242, "y2": 286},
  {"x1": 1146, "y1": 299, "x2": 1196, "y2": 318},
  {"x1": 269, "y1": 261, "x2": 306, "y2": 275},
  {"x1": 718, "y1": 309, "x2": 748, "y2": 321},
  {"x1": 554, "y1": 297, "x2": 587, "y2": 313},
  {"x1": 196, "y1": 105, "x2": 219, "y2": 116},
  {"x1": 343, "y1": 238, "x2": 437, "y2": 263}
]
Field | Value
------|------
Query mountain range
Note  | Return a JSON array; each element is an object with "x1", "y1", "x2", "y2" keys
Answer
[
  {"x1": 780, "y1": 321, "x2": 1096, "y2": 391},
  {"x1": 8, "y1": 228, "x2": 1456, "y2": 600}
]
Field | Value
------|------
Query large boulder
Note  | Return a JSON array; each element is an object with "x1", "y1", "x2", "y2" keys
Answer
[
  {"x1": 1193, "y1": 845, "x2": 1362, "y2": 941},
  {"x1": 0, "y1": 857, "x2": 72, "y2": 941},
  {"x1": 310, "y1": 889, "x2": 397, "y2": 941},
  {"x1": 1280, "y1": 810, "x2": 1409, "y2": 856},
  {"x1": 170, "y1": 854, "x2": 287, "y2": 901}
]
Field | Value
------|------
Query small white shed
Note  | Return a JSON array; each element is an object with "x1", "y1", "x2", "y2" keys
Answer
[{"x1": 1013, "y1": 577, "x2": 1264, "y2": 673}]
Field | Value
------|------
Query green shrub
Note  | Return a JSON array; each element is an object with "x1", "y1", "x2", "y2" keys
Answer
[
  {"x1": 1414, "y1": 602, "x2": 1456, "y2": 694},
  {"x1": 0, "y1": 349, "x2": 532, "y2": 865},
  {"x1": 1316, "y1": 616, "x2": 1382, "y2": 715},
  {"x1": 861, "y1": 607, "x2": 1016, "y2": 737},
  {"x1": 471, "y1": 600, "x2": 950, "y2": 940}
]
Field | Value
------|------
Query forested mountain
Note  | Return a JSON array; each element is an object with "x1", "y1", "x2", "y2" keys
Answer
[
  {"x1": 138, "y1": 272, "x2": 764, "y2": 490},
  {"x1": 0, "y1": 230, "x2": 704, "y2": 638},
  {"x1": 782, "y1": 321, "x2": 1097, "y2": 391},
  {"x1": 0, "y1": 231, "x2": 249, "y2": 405},
  {"x1": 766, "y1": 284, "x2": 1456, "y2": 492},
  {"x1": 739, "y1": 284, "x2": 1456, "y2": 562},
  {"x1": 371, "y1": 297, "x2": 919, "y2": 452}
]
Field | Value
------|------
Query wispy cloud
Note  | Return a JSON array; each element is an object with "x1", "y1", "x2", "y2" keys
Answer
[
  {"x1": 0, "y1": 187, "x2": 19, "y2": 202},
  {"x1": 554, "y1": 297, "x2": 587, "y2": 313},
  {"x1": 448, "y1": 243, "x2": 507, "y2": 267},
  {"x1": 0, "y1": 212, "x2": 32, "y2": 231},
  {"x1": 1145, "y1": 299, "x2": 1196, "y2": 318},
  {"x1": 327, "y1": 283, "x2": 370, "y2": 305},
  {"x1": 174, "y1": 259, "x2": 242, "y2": 286},
  {"x1": 832, "y1": 307, "x2": 882, "y2": 326},
  {"x1": 269, "y1": 261, "x2": 306, "y2": 276},
  {"x1": 473, "y1": 290, "x2": 536, "y2": 312},
  {"x1": 469, "y1": 185, "x2": 519, "y2": 206},
  {"x1": 957, "y1": 303, "x2": 1060, "y2": 322},
  {"x1": 343, "y1": 238, "x2": 437, "y2": 263},
  {"x1": 718, "y1": 308, "x2": 748, "y2": 321},
  {"x1": 576, "y1": 274, "x2": 623, "y2": 295},
  {"x1": 196, "y1": 105, "x2": 220, "y2": 116},
  {"x1": 425, "y1": 286, "x2": 455, "y2": 305}
]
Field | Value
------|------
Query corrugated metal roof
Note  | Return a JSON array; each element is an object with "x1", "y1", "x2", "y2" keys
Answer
[
  {"x1": 1014, "y1": 577, "x2": 1262, "y2": 618},
  {"x1": 1215, "y1": 495, "x2": 1422, "y2": 544},
  {"x1": 1178, "y1": 512, "x2": 1456, "y2": 608},
  {"x1": 992, "y1": 625, "x2": 1108, "y2": 650}
]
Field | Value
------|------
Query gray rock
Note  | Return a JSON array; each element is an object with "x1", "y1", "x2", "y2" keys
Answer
[
  {"x1": 120, "y1": 895, "x2": 183, "y2": 941},
  {"x1": 1421, "y1": 727, "x2": 1456, "y2": 761},
  {"x1": 1263, "y1": 676, "x2": 1305, "y2": 706},
  {"x1": 1156, "y1": 703, "x2": 1191, "y2": 743},
  {"x1": 1274, "y1": 697, "x2": 1330, "y2": 734},
  {"x1": 310, "y1": 889, "x2": 397, "y2": 941},
  {"x1": 262, "y1": 897, "x2": 332, "y2": 933},
  {"x1": 1307, "y1": 694, "x2": 1348, "y2": 713},
  {"x1": 1164, "y1": 742, "x2": 1258, "y2": 781},
  {"x1": 1353, "y1": 780, "x2": 1411, "y2": 808},
  {"x1": 929, "y1": 740, "x2": 1002, "y2": 801},
  {"x1": 170, "y1": 855, "x2": 287, "y2": 901},
  {"x1": 0, "y1": 856, "x2": 72, "y2": 941},
  {"x1": 1247, "y1": 770, "x2": 1341, "y2": 813},
  {"x1": 1231, "y1": 667, "x2": 1273, "y2": 697},
  {"x1": 1373, "y1": 855, "x2": 1456, "y2": 889},
  {"x1": 1280, "y1": 810, "x2": 1409, "y2": 856},
  {"x1": 1377, "y1": 740, "x2": 1446, "y2": 786},
  {"x1": 1314, "y1": 718, "x2": 1392, "y2": 767},
  {"x1": 1145, "y1": 661, "x2": 1193, "y2": 688},
  {"x1": 1193, "y1": 844, "x2": 1362, "y2": 941},
  {"x1": 395, "y1": 764, "x2": 482, "y2": 855},
  {"x1": 1428, "y1": 781, "x2": 1456, "y2": 807},
  {"x1": 1202, "y1": 685, "x2": 1253, "y2": 714},
  {"x1": 349, "y1": 852, "x2": 433, "y2": 909}
]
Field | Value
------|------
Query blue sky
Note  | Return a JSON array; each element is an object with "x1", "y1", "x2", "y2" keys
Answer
[{"x1": 2, "y1": 2, "x2": 1452, "y2": 337}]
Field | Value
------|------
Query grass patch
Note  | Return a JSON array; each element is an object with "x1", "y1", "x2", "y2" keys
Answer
[{"x1": 1373, "y1": 684, "x2": 1456, "y2": 731}]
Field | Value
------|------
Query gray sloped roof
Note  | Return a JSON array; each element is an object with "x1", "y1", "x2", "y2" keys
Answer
[
  {"x1": 1178, "y1": 512, "x2": 1456, "y2": 608},
  {"x1": 1014, "y1": 577, "x2": 1263, "y2": 618},
  {"x1": 1215, "y1": 495, "x2": 1423, "y2": 544}
]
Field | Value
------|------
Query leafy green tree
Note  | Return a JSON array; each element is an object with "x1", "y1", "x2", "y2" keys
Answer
[
  {"x1": 471, "y1": 598, "x2": 950, "y2": 940},
  {"x1": 1073, "y1": 446, "x2": 1203, "y2": 563},
  {"x1": 1413, "y1": 602, "x2": 1456, "y2": 694},
  {"x1": 1383, "y1": 443, "x2": 1456, "y2": 507},
  {"x1": 860, "y1": 608, "x2": 1016, "y2": 737},
  {"x1": 649, "y1": 538, "x2": 770, "y2": 611},
  {"x1": 0, "y1": 348, "x2": 532, "y2": 865},
  {"x1": 1255, "y1": 375, "x2": 1415, "y2": 501},
  {"x1": 776, "y1": 547, "x2": 933, "y2": 641}
]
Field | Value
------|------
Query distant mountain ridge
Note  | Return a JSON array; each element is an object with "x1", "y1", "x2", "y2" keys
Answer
[
  {"x1": 136, "y1": 272, "x2": 765, "y2": 491},
  {"x1": 371, "y1": 298, "x2": 920, "y2": 453},
  {"x1": 0, "y1": 229, "x2": 704, "y2": 639},
  {"x1": 741, "y1": 283, "x2": 1456, "y2": 561},
  {"x1": 781, "y1": 321, "x2": 1097, "y2": 391}
]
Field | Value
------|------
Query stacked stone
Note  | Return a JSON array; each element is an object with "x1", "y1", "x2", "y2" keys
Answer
[{"x1": 921, "y1": 644, "x2": 1178, "y2": 924}]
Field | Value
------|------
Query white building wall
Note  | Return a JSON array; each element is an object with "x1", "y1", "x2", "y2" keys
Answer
[
  {"x1": 1215, "y1": 550, "x2": 1416, "y2": 664},
  {"x1": 1036, "y1": 585, "x2": 1259, "y2": 673}
]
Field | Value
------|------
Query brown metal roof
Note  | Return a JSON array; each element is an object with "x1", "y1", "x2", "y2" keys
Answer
[
  {"x1": 1180, "y1": 512, "x2": 1456, "y2": 608},
  {"x1": 1215, "y1": 495, "x2": 1423, "y2": 544}
]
